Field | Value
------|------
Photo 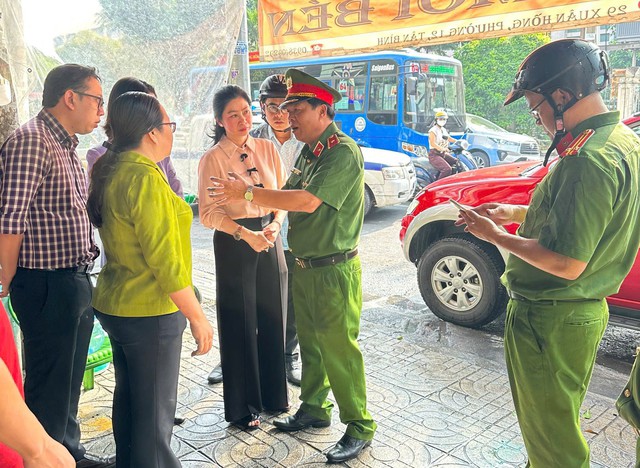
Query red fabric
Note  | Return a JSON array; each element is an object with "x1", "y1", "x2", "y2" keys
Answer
[
  {"x1": 287, "y1": 83, "x2": 334, "y2": 105},
  {"x1": 0, "y1": 301, "x2": 24, "y2": 468}
]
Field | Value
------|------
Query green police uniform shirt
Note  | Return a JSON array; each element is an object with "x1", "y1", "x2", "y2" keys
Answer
[
  {"x1": 503, "y1": 111, "x2": 640, "y2": 301},
  {"x1": 285, "y1": 122, "x2": 364, "y2": 259}
]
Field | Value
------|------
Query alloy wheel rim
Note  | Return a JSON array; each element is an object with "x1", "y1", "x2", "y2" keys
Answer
[{"x1": 431, "y1": 255, "x2": 482, "y2": 311}]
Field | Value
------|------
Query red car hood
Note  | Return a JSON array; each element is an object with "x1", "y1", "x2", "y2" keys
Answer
[{"x1": 428, "y1": 160, "x2": 543, "y2": 189}]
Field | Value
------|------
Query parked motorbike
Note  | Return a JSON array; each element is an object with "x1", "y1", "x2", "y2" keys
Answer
[{"x1": 413, "y1": 138, "x2": 477, "y2": 195}]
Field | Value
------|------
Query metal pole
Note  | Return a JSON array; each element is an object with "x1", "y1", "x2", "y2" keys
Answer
[{"x1": 228, "y1": 8, "x2": 250, "y2": 92}]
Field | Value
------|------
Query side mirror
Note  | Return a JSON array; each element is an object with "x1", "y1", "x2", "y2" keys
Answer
[{"x1": 406, "y1": 77, "x2": 417, "y2": 96}]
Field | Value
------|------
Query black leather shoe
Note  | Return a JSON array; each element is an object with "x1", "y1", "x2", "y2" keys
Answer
[
  {"x1": 76, "y1": 453, "x2": 116, "y2": 468},
  {"x1": 286, "y1": 358, "x2": 301, "y2": 386},
  {"x1": 326, "y1": 434, "x2": 371, "y2": 463},
  {"x1": 207, "y1": 364, "x2": 223, "y2": 384},
  {"x1": 174, "y1": 412, "x2": 186, "y2": 425},
  {"x1": 273, "y1": 409, "x2": 330, "y2": 431}
]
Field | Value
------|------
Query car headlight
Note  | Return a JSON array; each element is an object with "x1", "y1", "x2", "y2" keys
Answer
[
  {"x1": 406, "y1": 198, "x2": 419, "y2": 214},
  {"x1": 382, "y1": 167, "x2": 404, "y2": 180}
]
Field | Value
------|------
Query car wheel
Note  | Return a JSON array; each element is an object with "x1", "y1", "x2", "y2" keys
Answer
[
  {"x1": 416, "y1": 236, "x2": 507, "y2": 328},
  {"x1": 364, "y1": 185, "x2": 374, "y2": 217},
  {"x1": 471, "y1": 150, "x2": 490, "y2": 168}
]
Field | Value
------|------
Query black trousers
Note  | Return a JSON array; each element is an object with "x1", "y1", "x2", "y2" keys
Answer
[
  {"x1": 10, "y1": 267, "x2": 93, "y2": 461},
  {"x1": 283, "y1": 249, "x2": 299, "y2": 360},
  {"x1": 95, "y1": 310, "x2": 186, "y2": 468},
  {"x1": 214, "y1": 217, "x2": 288, "y2": 422}
]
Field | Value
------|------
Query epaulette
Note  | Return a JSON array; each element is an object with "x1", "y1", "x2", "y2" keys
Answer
[
  {"x1": 327, "y1": 133, "x2": 340, "y2": 149},
  {"x1": 561, "y1": 129, "x2": 595, "y2": 157}
]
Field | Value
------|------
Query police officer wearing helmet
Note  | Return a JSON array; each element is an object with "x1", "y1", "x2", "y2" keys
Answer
[
  {"x1": 206, "y1": 75, "x2": 305, "y2": 387},
  {"x1": 208, "y1": 68, "x2": 376, "y2": 463},
  {"x1": 457, "y1": 39, "x2": 640, "y2": 467}
]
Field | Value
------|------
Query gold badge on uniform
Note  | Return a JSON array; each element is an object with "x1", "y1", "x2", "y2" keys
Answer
[
  {"x1": 562, "y1": 129, "x2": 595, "y2": 157},
  {"x1": 291, "y1": 168, "x2": 302, "y2": 176}
]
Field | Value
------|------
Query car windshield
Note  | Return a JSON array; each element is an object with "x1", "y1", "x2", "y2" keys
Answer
[{"x1": 467, "y1": 113, "x2": 508, "y2": 133}]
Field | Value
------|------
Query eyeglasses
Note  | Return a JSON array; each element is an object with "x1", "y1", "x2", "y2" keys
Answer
[
  {"x1": 158, "y1": 122, "x2": 177, "y2": 133},
  {"x1": 265, "y1": 104, "x2": 288, "y2": 115},
  {"x1": 75, "y1": 91, "x2": 104, "y2": 109},
  {"x1": 529, "y1": 98, "x2": 545, "y2": 124}
]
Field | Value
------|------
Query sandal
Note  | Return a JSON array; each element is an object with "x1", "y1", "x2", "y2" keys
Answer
[{"x1": 234, "y1": 412, "x2": 261, "y2": 430}]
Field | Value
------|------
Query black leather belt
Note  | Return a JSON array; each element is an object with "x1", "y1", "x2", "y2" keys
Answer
[
  {"x1": 507, "y1": 290, "x2": 600, "y2": 305},
  {"x1": 295, "y1": 249, "x2": 358, "y2": 269},
  {"x1": 51, "y1": 263, "x2": 94, "y2": 273}
]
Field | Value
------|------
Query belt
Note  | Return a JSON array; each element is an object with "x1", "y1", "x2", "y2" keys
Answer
[
  {"x1": 507, "y1": 290, "x2": 600, "y2": 305},
  {"x1": 295, "y1": 249, "x2": 358, "y2": 269},
  {"x1": 235, "y1": 213, "x2": 275, "y2": 229},
  {"x1": 46, "y1": 263, "x2": 94, "y2": 273}
]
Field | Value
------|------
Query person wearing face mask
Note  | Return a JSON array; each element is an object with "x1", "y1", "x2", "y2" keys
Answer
[{"x1": 427, "y1": 110, "x2": 458, "y2": 180}]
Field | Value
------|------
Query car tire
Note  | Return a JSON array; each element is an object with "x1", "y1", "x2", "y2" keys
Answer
[
  {"x1": 416, "y1": 235, "x2": 507, "y2": 328},
  {"x1": 471, "y1": 150, "x2": 490, "y2": 168},
  {"x1": 364, "y1": 185, "x2": 374, "y2": 217}
]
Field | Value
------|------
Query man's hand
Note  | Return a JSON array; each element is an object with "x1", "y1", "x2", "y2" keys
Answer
[
  {"x1": 208, "y1": 172, "x2": 250, "y2": 206},
  {"x1": 0, "y1": 267, "x2": 15, "y2": 298},
  {"x1": 457, "y1": 209, "x2": 502, "y2": 243},
  {"x1": 454, "y1": 202, "x2": 524, "y2": 228}
]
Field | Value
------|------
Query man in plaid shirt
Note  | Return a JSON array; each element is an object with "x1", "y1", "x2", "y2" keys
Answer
[{"x1": 0, "y1": 64, "x2": 114, "y2": 468}]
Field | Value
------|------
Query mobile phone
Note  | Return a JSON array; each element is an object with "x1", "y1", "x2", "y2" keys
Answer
[{"x1": 449, "y1": 198, "x2": 469, "y2": 212}]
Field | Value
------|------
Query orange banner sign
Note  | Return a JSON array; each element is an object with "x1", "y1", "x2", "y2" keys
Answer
[{"x1": 258, "y1": 0, "x2": 640, "y2": 61}]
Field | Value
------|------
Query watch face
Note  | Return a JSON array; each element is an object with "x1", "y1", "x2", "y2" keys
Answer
[{"x1": 244, "y1": 191, "x2": 254, "y2": 202}]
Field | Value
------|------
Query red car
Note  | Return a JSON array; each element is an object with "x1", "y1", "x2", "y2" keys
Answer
[{"x1": 400, "y1": 115, "x2": 640, "y2": 328}]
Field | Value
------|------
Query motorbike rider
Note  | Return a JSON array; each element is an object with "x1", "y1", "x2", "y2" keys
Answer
[{"x1": 428, "y1": 110, "x2": 459, "y2": 180}]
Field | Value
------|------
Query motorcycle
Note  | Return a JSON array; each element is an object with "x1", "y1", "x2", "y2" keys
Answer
[{"x1": 413, "y1": 138, "x2": 477, "y2": 195}]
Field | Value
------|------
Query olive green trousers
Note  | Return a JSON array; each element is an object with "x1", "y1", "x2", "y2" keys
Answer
[
  {"x1": 292, "y1": 256, "x2": 376, "y2": 441},
  {"x1": 504, "y1": 298, "x2": 608, "y2": 468}
]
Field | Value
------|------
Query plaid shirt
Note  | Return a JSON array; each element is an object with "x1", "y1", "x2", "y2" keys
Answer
[{"x1": 0, "y1": 109, "x2": 97, "y2": 269}]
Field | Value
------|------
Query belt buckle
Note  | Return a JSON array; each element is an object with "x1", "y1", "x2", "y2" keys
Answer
[{"x1": 295, "y1": 258, "x2": 306, "y2": 269}]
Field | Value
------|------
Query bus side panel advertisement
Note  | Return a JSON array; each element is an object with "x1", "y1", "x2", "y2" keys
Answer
[{"x1": 257, "y1": 0, "x2": 640, "y2": 61}]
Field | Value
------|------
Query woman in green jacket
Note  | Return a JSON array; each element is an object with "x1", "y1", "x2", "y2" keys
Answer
[{"x1": 87, "y1": 92, "x2": 213, "y2": 468}]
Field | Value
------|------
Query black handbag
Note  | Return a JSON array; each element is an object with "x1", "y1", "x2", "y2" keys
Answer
[{"x1": 616, "y1": 346, "x2": 640, "y2": 434}]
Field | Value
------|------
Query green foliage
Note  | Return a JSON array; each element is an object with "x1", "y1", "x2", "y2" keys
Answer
[
  {"x1": 247, "y1": 0, "x2": 258, "y2": 50},
  {"x1": 609, "y1": 49, "x2": 634, "y2": 69},
  {"x1": 455, "y1": 34, "x2": 550, "y2": 141}
]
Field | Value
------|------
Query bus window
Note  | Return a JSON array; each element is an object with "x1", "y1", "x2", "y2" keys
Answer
[
  {"x1": 368, "y1": 75, "x2": 397, "y2": 126},
  {"x1": 330, "y1": 62, "x2": 366, "y2": 112}
]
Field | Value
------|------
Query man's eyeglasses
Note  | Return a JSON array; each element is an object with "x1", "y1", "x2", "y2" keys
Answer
[
  {"x1": 529, "y1": 98, "x2": 545, "y2": 124},
  {"x1": 75, "y1": 91, "x2": 104, "y2": 109},
  {"x1": 265, "y1": 104, "x2": 288, "y2": 115},
  {"x1": 158, "y1": 122, "x2": 177, "y2": 133}
]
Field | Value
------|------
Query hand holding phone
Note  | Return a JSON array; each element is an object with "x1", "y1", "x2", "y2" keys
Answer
[{"x1": 449, "y1": 198, "x2": 469, "y2": 212}]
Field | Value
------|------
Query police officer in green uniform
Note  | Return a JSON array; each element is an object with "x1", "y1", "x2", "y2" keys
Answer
[
  {"x1": 208, "y1": 69, "x2": 376, "y2": 463},
  {"x1": 457, "y1": 39, "x2": 640, "y2": 467}
]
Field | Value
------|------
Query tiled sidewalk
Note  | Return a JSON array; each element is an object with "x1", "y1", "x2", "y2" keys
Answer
[{"x1": 79, "y1": 279, "x2": 638, "y2": 467}]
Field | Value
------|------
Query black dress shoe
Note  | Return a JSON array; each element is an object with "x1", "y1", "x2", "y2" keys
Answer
[
  {"x1": 273, "y1": 409, "x2": 331, "y2": 431},
  {"x1": 207, "y1": 364, "x2": 223, "y2": 384},
  {"x1": 76, "y1": 453, "x2": 116, "y2": 468},
  {"x1": 326, "y1": 434, "x2": 371, "y2": 463},
  {"x1": 286, "y1": 358, "x2": 301, "y2": 386},
  {"x1": 174, "y1": 413, "x2": 186, "y2": 425}
]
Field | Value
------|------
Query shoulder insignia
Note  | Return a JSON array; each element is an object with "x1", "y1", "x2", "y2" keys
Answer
[
  {"x1": 312, "y1": 141, "x2": 324, "y2": 157},
  {"x1": 561, "y1": 129, "x2": 595, "y2": 157},
  {"x1": 327, "y1": 133, "x2": 340, "y2": 149}
]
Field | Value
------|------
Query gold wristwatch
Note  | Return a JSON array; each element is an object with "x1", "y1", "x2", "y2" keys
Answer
[
  {"x1": 233, "y1": 226, "x2": 243, "y2": 241},
  {"x1": 244, "y1": 185, "x2": 254, "y2": 202}
]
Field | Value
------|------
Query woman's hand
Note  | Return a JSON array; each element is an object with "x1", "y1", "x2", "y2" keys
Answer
[
  {"x1": 189, "y1": 316, "x2": 214, "y2": 357},
  {"x1": 244, "y1": 230, "x2": 275, "y2": 253},
  {"x1": 263, "y1": 221, "x2": 281, "y2": 243}
]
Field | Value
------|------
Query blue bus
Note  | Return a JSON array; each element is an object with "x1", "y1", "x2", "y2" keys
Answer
[{"x1": 249, "y1": 50, "x2": 466, "y2": 159}]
